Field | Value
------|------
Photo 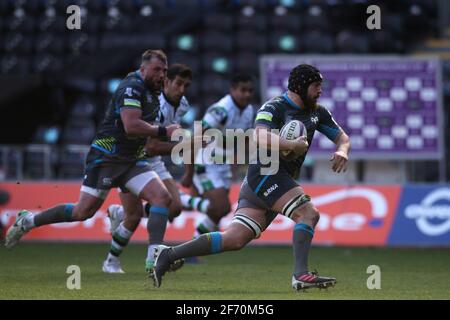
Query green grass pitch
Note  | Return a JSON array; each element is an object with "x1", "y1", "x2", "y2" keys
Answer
[{"x1": 1, "y1": 243, "x2": 449, "y2": 300}]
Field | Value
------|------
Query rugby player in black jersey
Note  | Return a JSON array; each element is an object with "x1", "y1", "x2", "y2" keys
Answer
[
  {"x1": 5, "y1": 50, "x2": 181, "y2": 264},
  {"x1": 152, "y1": 64, "x2": 350, "y2": 291}
]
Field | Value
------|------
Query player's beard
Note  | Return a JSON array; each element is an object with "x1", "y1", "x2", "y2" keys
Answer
[
  {"x1": 304, "y1": 96, "x2": 319, "y2": 110},
  {"x1": 145, "y1": 77, "x2": 163, "y2": 93}
]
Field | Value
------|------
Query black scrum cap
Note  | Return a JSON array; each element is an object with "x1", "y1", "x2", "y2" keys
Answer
[{"x1": 288, "y1": 64, "x2": 323, "y2": 102}]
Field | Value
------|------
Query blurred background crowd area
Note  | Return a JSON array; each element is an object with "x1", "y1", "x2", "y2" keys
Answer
[{"x1": 0, "y1": 0, "x2": 449, "y2": 183}]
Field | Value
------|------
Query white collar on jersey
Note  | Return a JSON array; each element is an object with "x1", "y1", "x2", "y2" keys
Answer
[
  {"x1": 226, "y1": 94, "x2": 250, "y2": 112},
  {"x1": 160, "y1": 91, "x2": 187, "y2": 110}
]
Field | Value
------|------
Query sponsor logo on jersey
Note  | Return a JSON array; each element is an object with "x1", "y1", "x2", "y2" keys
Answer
[
  {"x1": 264, "y1": 184, "x2": 279, "y2": 197},
  {"x1": 102, "y1": 178, "x2": 112, "y2": 187},
  {"x1": 125, "y1": 87, "x2": 133, "y2": 97}
]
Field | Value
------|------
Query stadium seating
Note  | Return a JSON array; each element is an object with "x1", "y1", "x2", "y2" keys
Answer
[
  {"x1": 311, "y1": 159, "x2": 358, "y2": 184},
  {"x1": 70, "y1": 95, "x2": 97, "y2": 119},
  {"x1": 268, "y1": 13, "x2": 302, "y2": 33},
  {"x1": 235, "y1": 13, "x2": 267, "y2": 32},
  {"x1": 200, "y1": 73, "x2": 229, "y2": 96},
  {"x1": 170, "y1": 34, "x2": 200, "y2": 54},
  {"x1": 24, "y1": 145, "x2": 55, "y2": 179},
  {"x1": 0, "y1": 0, "x2": 438, "y2": 88},
  {"x1": 364, "y1": 161, "x2": 407, "y2": 183},
  {"x1": 61, "y1": 118, "x2": 96, "y2": 145},
  {"x1": 202, "y1": 53, "x2": 233, "y2": 75},
  {"x1": 58, "y1": 145, "x2": 89, "y2": 179},
  {"x1": 268, "y1": 32, "x2": 302, "y2": 53},
  {"x1": 168, "y1": 51, "x2": 201, "y2": 75},
  {"x1": 203, "y1": 14, "x2": 234, "y2": 33},
  {"x1": 0, "y1": 0, "x2": 445, "y2": 182},
  {"x1": 234, "y1": 52, "x2": 259, "y2": 74},
  {"x1": 200, "y1": 31, "x2": 233, "y2": 53}
]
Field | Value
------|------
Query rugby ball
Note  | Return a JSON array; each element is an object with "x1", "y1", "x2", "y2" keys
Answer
[{"x1": 280, "y1": 120, "x2": 306, "y2": 157}]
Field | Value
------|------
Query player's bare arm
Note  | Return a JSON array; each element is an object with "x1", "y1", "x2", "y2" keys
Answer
[
  {"x1": 145, "y1": 138, "x2": 177, "y2": 156},
  {"x1": 145, "y1": 131, "x2": 205, "y2": 157},
  {"x1": 121, "y1": 108, "x2": 180, "y2": 138},
  {"x1": 330, "y1": 131, "x2": 350, "y2": 173}
]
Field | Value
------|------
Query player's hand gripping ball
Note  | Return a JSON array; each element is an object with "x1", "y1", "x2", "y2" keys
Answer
[{"x1": 279, "y1": 120, "x2": 307, "y2": 161}]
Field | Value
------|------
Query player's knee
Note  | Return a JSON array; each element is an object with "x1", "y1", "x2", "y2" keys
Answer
[
  {"x1": 292, "y1": 205, "x2": 320, "y2": 227},
  {"x1": 301, "y1": 206, "x2": 320, "y2": 227},
  {"x1": 161, "y1": 191, "x2": 173, "y2": 208},
  {"x1": 229, "y1": 240, "x2": 245, "y2": 251},
  {"x1": 227, "y1": 236, "x2": 248, "y2": 251},
  {"x1": 153, "y1": 190, "x2": 172, "y2": 208},
  {"x1": 127, "y1": 210, "x2": 142, "y2": 225},
  {"x1": 209, "y1": 201, "x2": 230, "y2": 217},
  {"x1": 222, "y1": 228, "x2": 251, "y2": 251},
  {"x1": 169, "y1": 200, "x2": 182, "y2": 219},
  {"x1": 72, "y1": 203, "x2": 97, "y2": 221},
  {"x1": 309, "y1": 207, "x2": 320, "y2": 226}
]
